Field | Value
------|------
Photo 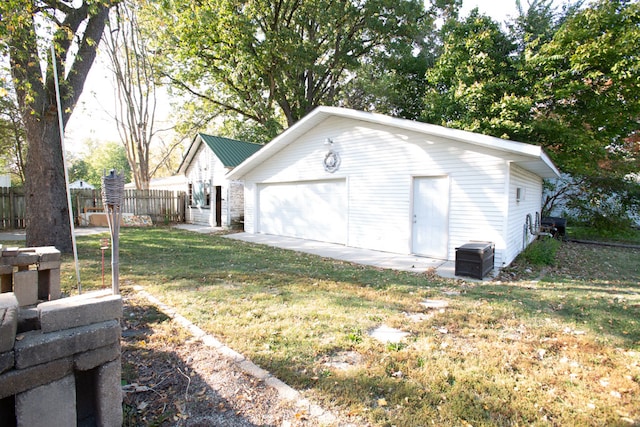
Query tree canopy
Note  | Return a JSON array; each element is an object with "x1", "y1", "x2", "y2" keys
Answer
[
  {"x1": 422, "y1": 10, "x2": 525, "y2": 138},
  {"x1": 69, "y1": 140, "x2": 132, "y2": 188},
  {"x1": 143, "y1": 0, "x2": 429, "y2": 141},
  {"x1": 0, "y1": 74, "x2": 26, "y2": 185},
  {"x1": 529, "y1": 0, "x2": 640, "y2": 178},
  {"x1": 416, "y1": 0, "x2": 639, "y2": 224},
  {"x1": 1, "y1": 0, "x2": 638, "y2": 234}
]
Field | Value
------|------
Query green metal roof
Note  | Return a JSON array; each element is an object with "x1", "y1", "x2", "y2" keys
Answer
[{"x1": 198, "y1": 133, "x2": 263, "y2": 168}]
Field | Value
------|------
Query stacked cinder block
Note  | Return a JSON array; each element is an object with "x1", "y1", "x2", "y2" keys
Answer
[
  {"x1": 0, "y1": 245, "x2": 123, "y2": 427},
  {"x1": 0, "y1": 246, "x2": 61, "y2": 305}
]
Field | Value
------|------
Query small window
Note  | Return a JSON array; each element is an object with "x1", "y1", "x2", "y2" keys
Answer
[
  {"x1": 516, "y1": 187, "x2": 525, "y2": 202},
  {"x1": 189, "y1": 181, "x2": 210, "y2": 207}
]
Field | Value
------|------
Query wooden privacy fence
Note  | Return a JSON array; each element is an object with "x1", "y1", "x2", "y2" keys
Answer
[
  {"x1": 0, "y1": 187, "x2": 186, "y2": 230},
  {"x1": 0, "y1": 187, "x2": 26, "y2": 230},
  {"x1": 74, "y1": 189, "x2": 186, "y2": 225}
]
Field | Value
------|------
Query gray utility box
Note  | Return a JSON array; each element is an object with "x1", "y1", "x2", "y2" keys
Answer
[{"x1": 455, "y1": 242, "x2": 494, "y2": 279}]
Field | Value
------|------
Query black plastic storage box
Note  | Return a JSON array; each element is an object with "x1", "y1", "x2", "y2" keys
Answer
[
  {"x1": 455, "y1": 242, "x2": 495, "y2": 279},
  {"x1": 541, "y1": 217, "x2": 566, "y2": 239}
]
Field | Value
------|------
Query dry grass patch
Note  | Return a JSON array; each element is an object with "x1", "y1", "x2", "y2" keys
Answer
[{"x1": 57, "y1": 228, "x2": 639, "y2": 426}]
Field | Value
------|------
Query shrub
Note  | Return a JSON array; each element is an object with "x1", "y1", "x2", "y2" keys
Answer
[{"x1": 519, "y1": 237, "x2": 561, "y2": 266}]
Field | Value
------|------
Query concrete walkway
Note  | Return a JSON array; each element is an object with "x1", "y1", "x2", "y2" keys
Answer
[
  {"x1": 172, "y1": 224, "x2": 460, "y2": 279},
  {"x1": 225, "y1": 232, "x2": 458, "y2": 278}
]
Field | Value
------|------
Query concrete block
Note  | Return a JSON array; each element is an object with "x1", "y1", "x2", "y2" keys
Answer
[
  {"x1": 0, "y1": 293, "x2": 18, "y2": 353},
  {"x1": 17, "y1": 307, "x2": 39, "y2": 333},
  {"x1": 16, "y1": 374, "x2": 76, "y2": 427},
  {"x1": 0, "y1": 351, "x2": 13, "y2": 374},
  {"x1": 13, "y1": 270, "x2": 38, "y2": 307},
  {"x1": 35, "y1": 246, "x2": 60, "y2": 263},
  {"x1": 14, "y1": 319, "x2": 120, "y2": 369},
  {"x1": 36, "y1": 261, "x2": 60, "y2": 271},
  {"x1": 265, "y1": 376, "x2": 300, "y2": 400},
  {"x1": 49, "y1": 268, "x2": 60, "y2": 300},
  {"x1": 239, "y1": 360, "x2": 270, "y2": 380},
  {"x1": 0, "y1": 264, "x2": 12, "y2": 275},
  {"x1": 0, "y1": 357, "x2": 72, "y2": 399},
  {"x1": 11, "y1": 253, "x2": 39, "y2": 267},
  {"x1": 52, "y1": 289, "x2": 111, "y2": 303},
  {"x1": 1, "y1": 247, "x2": 19, "y2": 257},
  {"x1": 96, "y1": 359, "x2": 123, "y2": 427},
  {"x1": 0, "y1": 273, "x2": 12, "y2": 293},
  {"x1": 74, "y1": 342, "x2": 120, "y2": 371},
  {"x1": 0, "y1": 307, "x2": 17, "y2": 353},
  {"x1": 37, "y1": 268, "x2": 61, "y2": 301},
  {"x1": 39, "y1": 290, "x2": 122, "y2": 333},
  {"x1": 0, "y1": 292, "x2": 18, "y2": 310}
]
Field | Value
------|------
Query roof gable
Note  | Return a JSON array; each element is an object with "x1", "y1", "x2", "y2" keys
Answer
[
  {"x1": 227, "y1": 107, "x2": 561, "y2": 180},
  {"x1": 178, "y1": 133, "x2": 262, "y2": 174},
  {"x1": 199, "y1": 134, "x2": 263, "y2": 167}
]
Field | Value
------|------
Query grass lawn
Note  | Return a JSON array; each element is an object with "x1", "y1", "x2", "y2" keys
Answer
[
  {"x1": 568, "y1": 225, "x2": 640, "y2": 245},
  {"x1": 15, "y1": 227, "x2": 639, "y2": 426}
]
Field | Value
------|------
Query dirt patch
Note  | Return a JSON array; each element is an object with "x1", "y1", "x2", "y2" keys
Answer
[
  {"x1": 120, "y1": 289, "x2": 364, "y2": 426},
  {"x1": 496, "y1": 240, "x2": 640, "y2": 282}
]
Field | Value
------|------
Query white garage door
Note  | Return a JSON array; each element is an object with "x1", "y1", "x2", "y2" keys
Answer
[{"x1": 258, "y1": 179, "x2": 347, "y2": 244}]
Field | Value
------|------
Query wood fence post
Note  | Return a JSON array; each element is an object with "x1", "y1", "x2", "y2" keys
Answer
[{"x1": 9, "y1": 187, "x2": 15, "y2": 229}]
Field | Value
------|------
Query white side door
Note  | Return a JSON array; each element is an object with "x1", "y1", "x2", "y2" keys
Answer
[{"x1": 412, "y1": 176, "x2": 449, "y2": 258}]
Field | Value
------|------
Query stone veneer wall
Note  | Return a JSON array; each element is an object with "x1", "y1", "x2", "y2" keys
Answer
[{"x1": 0, "y1": 246, "x2": 123, "y2": 427}]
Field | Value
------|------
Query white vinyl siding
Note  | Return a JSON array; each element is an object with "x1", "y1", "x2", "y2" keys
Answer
[
  {"x1": 242, "y1": 116, "x2": 545, "y2": 267},
  {"x1": 504, "y1": 164, "x2": 543, "y2": 266},
  {"x1": 185, "y1": 145, "x2": 234, "y2": 226}
]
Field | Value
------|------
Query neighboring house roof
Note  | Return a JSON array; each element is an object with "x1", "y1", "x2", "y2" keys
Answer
[
  {"x1": 69, "y1": 180, "x2": 95, "y2": 189},
  {"x1": 178, "y1": 133, "x2": 263, "y2": 174},
  {"x1": 124, "y1": 175, "x2": 187, "y2": 190},
  {"x1": 227, "y1": 106, "x2": 561, "y2": 180}
]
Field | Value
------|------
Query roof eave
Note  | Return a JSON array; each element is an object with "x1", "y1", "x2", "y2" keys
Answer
[
  {"x1": 176, "y1": 134, "x2": 203, "y2": 175},
  {"x1": 226, "y1": 106, "x2": 562, "y2": 180},
  {"x1": 226, "y1": 116, "x2": 314, "y2": 180}
]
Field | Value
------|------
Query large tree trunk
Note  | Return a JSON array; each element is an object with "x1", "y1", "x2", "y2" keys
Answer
[
  {"x1": 23, "y1": 111, "x2": 73, "y2": 253},
  {"x1": 5, "y1": 1, "x2": 113, "y2": 253}
]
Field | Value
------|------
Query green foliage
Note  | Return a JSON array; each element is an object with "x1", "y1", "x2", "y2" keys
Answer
[
  {"x1": 545, "y1": 174, "x2": 640, "y2": 233},
  {"x1": 70, "y1": 140, "x2": 132, "y2": 187},
  {"x1": 420, "y1": 0, "x2": 638, "y2": 228},
  {"x1": 519, "y1": 237, "x2": 561, "y2": 266},
  {"x1": 568, "y1": 224, "x2": 640, "y2": 244},
  {"x1": 68, "y1": 157, "x2": 91, "y2": 184},
  {"x1": 0, "y1": 74, "x2": 26, "y2": 185},
  {"x1": 564, "y1": 176, "x2": 640, "y2": 232},
  {"x1": 530, "y1": 0, "x2": 640, "y2": 178},
  {"x1": 143, "y1": 0, "x2": 428, "y2": 131},
  {"x1": 422, "y1": 10, "x2": 528, "y2": 139}
]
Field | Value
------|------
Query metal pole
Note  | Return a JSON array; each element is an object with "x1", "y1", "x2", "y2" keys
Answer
[
  {"x1": 51, "y1": 43, "x2": 82, "y2": 294},
  {"x1": 111, "y1": 205, "x2": 120, "y2": 294}
]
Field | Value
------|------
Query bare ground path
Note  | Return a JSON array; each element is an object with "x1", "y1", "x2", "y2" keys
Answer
[{"x1": 121, "y1": 285, "x2": 367, "y2": 427}]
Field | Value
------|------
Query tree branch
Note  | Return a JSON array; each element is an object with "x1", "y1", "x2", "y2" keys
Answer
[{"x1": 163, "y1": 73, "x2": 267, "y2": 125}]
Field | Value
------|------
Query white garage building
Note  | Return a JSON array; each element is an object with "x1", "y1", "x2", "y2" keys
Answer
[{"x1": 227, "y1": 107, "x2": 560, "y2": 269}]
